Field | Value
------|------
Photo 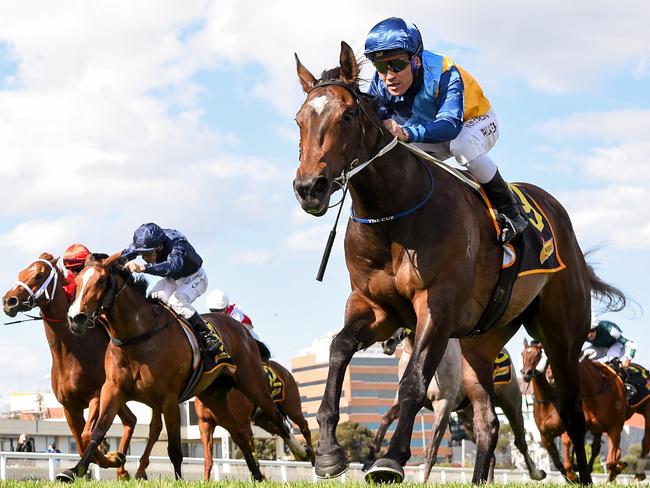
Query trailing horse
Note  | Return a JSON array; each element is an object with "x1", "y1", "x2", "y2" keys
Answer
[
  {"x1": 292, "y1": 41, "x2": 625, "y2": 483},
  {"x1": 194, "y1": 360, "x2": 314, "y2": 480},
  {"x1": 57, "y1": 253, "x2": 289, "y2": 481},
  {"x1": 1, "y1": 253, "x2": 155, "y2": 478},
  {"x1": 521, "y1": 339, "x2": 627, "y2": 481},
  {"x1": 365, "y1": 338, "x2": 545, "y2": 481}
]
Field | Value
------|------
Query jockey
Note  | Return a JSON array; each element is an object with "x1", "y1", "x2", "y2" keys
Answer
[
  {"x1": 584, "y1": 315, "x2": 637, "y2": 367},
  {"x1": 206, "y1": 289, "x2": 271, "y2": 360},
  {"x1": 364, "y1": 17, "x2": 528, "y2": 244},
  {"x1": 62, "y1": 243, "x2": 91, "y2": 302},
  {"x1": 121, "y1": 223, "x2": 221, "y2": 354}
]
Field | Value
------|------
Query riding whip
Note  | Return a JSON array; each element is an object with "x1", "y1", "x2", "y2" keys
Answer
[{"x1": 316, "y1": 186, "x2": 348, "y2": 282}]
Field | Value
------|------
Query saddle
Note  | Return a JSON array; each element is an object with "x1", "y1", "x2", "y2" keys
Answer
[
  {"x1": 607, "y1": 359, "x2": 650, "y2": 407},
  {"x1": 158, "y1": 306, "x2": 235, "y2": 402},
  {"x1": 467, "y1": 184, "x2": 565, "y2": 336}
]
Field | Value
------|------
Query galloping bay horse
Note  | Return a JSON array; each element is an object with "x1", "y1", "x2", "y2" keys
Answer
[
  {"x1": 1, "y1": 253, "x2": 151, "y2": 478},
  {"x1": 292, "y1": 41, "x2": 625, "y2": 483},
  {"x1": 194, "y1": 360, "x2": 315, "y2": 480},
  {"x1": 365, "y1": 339, "x2": 545, "y2": 481},
  {"x1": 57, "y1": 253, "x2": 289, "y2": 481},
  {"x1": 521, "y1": 339, "x2": 627, "y2": 481}
]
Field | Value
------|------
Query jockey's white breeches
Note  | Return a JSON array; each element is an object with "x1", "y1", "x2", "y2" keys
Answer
[
  {"x1": 149, "y1": 267, "x2": 208, "y2": 319},
  {"x1": 413, "y1": 108, "x2": 500, "y2": 183}
]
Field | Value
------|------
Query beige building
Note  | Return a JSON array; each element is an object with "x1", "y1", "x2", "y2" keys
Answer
[{"x1": 291, "y1": 332, "x2": 451, "y2": 463}]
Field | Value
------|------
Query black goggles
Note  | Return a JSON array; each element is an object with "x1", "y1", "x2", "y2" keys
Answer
[{"x1": 373, "y1": 58, "x2": 411, "y2": 75}]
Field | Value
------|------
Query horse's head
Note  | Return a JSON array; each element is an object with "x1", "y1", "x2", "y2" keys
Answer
[
  {"x1": 520, "y1": 338, "x2": 544, "y2": 382},
  {"x1": 293, "y1": 41, "x2": 372, "y2": 216},
  {"x1": 3, "y1": 253, "x2": 60, "y2": 317},
  {"x1": 67, "y1": 252, "x2": 122, "y2": 336}
]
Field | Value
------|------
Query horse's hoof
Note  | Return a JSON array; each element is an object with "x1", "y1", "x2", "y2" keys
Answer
[
  {"x1": 116, "y1": 469, "x2": 130, "y2": 480},
  {"x1": 135, "y1": 470, "x2": 148, "y2": 480},
  {"x1": 530, "y1": 469, "x2": 546, "y2": 481},
  {"x1": 365, "y1": 458, "x2": 404, "y2": 484},
  {"x1": 55, "y1": 469, "x2": 76, "y2": 483},
  {"x1": 314, "y1": 446, "x2": 349, "y2": 479},
  {"x1": 636, "y1": 472, "x2": 647, "y2": 481},
  {"x1": 107, "y1": 450, "x2": 126, "y2": 467}
]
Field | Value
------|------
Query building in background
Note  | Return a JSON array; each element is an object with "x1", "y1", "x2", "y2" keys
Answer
[{"x1": 291, "y1": 331, "x2": 450, "y2": 464}]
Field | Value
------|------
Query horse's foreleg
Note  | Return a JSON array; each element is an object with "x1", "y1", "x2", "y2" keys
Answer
[
  {"x1": 366, "y1": 293, "x2": 449, "y2": 483},
  {"x1": 605, "y1": 427, "x2": 624, "y2": 481},
  {"x1": 423, "y1": 399, "x2": 452, "y2": 480},
  {"x1": 364, "y1": 403, "x2": 399, "y2": 470},
  {"x1": 56, "y1": 385, "x2": 123, "y2": 482},
  {"x1": 541, "y1": 434, "x2": 567, "y2": 477},
  {"x1": 114, "y1": 404, "x2": 137, "y2": 479},
  {"x1": 62, "y1": 404, "x2": 88, "y2": 455},
  {"x1": 134, "y1": 408, "x2": 163, "y2": 480},
  {"x1": 317, "y1": 293, "x2": 380, "y2": 478}
]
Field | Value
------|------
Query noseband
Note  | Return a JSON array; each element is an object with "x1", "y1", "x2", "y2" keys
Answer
[{"x1": 13, "y1": 259, "x2": 59, "y2": 309}]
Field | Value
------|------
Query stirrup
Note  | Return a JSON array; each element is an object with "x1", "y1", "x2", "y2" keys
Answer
[{"x1": 499, "y1": 212, "x2": 528, "y2": 244}]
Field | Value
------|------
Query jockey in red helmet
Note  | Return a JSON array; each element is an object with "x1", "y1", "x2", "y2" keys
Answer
[{"x1": 62, "y1": 243, "x2": 91, "y2": 302}]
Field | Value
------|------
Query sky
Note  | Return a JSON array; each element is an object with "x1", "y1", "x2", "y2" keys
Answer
[{"x1": 0, "y1": 0, "x2": 649, "y2": 406}]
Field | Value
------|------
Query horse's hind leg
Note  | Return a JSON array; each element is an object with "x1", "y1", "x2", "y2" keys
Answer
[
  {"x1": 364, "y1": 403, "x2": 399, "y2": 470},
  {"x1": 635, "y1": 402, "x2": 650, "y2": 480},
  {"x1": 497, "y1": 381, "x2": 546, "y2": 480},
  {"x1": 161, "y1": 399, "x2": 183, "y2": 480},
  {"x1": 197, "y1": 409, "x2": 217, "y2": 480},
  {"x1": 588, "y1": 432, "x2": 602, "y2": 471},
  {"x1": 134, "y1": 408, "x2": 163, "y2": 480},
  {"x1": 423, "y1": 399, "x2": 452, "y2": 480},
  {"x1": 284, "y1": 402, "x2": 315, "y2": 465},
  {"x1": 605, "y1": 426, "x2": 625, "y2": 481},
  {"x1": 561, "y1": 432, "x2": 577, "y2": 482},
  {"x1": 198, "y1": 388, "x2": 265, "y2": 481}
]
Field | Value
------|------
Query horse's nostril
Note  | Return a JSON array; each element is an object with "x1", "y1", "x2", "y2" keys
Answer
[
  {"x1": 295, "y1": 181, "x2": 311, "y2": 199},
  {"x1": 5, "y1": 296, "x2": 18, "y2": 307},
  {"x1": 73, "y1": 313, "x2": 87, "y2": 325},
  {"x1": 312, "y1": 176, "x2": 329, "y2": 196}
]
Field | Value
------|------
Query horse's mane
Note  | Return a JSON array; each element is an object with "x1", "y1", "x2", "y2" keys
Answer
[{"x1": 86, "y1": 253, "x2": 151, "y2": 301}]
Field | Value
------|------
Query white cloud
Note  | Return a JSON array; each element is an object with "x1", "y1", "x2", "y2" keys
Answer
[
  {"x1": 0, "y1": 217, "x2": 82, "y2": 254},
  {"x1": 228, "y1": 250, "x2": 274, "y2": 266},
  {"x1": 285, "y1": 224, "x2": 331, "y2": 251}
]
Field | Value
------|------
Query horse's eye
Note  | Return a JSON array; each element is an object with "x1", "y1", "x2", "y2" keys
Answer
[
  {"x1": 343, "y1": 110, "x2": 354, "y2": 122},
  {"x1": 97, "y1": 276, "x2": 106, "y2": 285}
]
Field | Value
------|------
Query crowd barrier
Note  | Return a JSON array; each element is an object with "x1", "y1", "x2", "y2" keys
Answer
[{"x1": 0, "y1": 451, "x2": 638, "y2": 483}]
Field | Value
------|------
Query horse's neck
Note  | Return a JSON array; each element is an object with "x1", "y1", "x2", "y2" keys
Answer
[
  {"x1": 107, "y1": 285, "x2": 158, "y2": 340},
  {"x1": 41, "y1": 281, "x2": 72, "y2": 343},
  {"x1": 532, "y1": 370, "x2": 557, "y2": 401}
]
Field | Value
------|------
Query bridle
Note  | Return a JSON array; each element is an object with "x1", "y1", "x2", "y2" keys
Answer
[
  {"x1": 305, "y1": 80, "x2": 434, "y2": 224},
  {"x1": 78, "y1": 266, "x2": 128, "y2": 329},
  {"x1": 13, "y1": 259, "x2": 59, "y2": 309}
]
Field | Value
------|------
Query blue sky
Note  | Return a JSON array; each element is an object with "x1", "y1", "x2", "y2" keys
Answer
[{"x1": 0, "y1": 1, "x2": 648, "y2": 405}]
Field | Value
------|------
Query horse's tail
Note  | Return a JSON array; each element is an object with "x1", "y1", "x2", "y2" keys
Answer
[{"x1": 585, "y1": 250, "x2": 626, "y2": 312}]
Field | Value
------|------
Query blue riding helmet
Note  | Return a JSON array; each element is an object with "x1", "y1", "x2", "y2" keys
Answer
[
  {"x1": 364, "y1": 17, "x2": 423, "y2": 61},
  {"x1": 131, "y1": 223, "x2": 166, "y2": 252}
]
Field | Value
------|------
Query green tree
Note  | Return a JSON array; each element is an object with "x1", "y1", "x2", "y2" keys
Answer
[
  {"x1": 232, "y1": 438, "x2": 282, "y2": 460},
  {"x1": 495, "y1": 423, "x2": 514, "y2": 469}
]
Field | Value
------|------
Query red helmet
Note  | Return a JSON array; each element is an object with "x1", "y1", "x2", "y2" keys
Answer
[{"x1": 63, "y1": 243, "x2": 91, "y2": 272}]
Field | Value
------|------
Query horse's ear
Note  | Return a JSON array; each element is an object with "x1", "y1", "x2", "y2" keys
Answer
[
  {"x1": 38, "y1": 252, "x2": 54, "y2": 261},
  {"x1": 103, "y1": 252, "x2": 123, "y2": 267},
  {"x1": 339, "y1": 41, "x2": 359, "y2": 84},
  {"x1": 523, "y1": 338, "x2": 529, "y2": 348},
  {"x1": 295, "y1": 53, "x2": 316, "y2": 93}
]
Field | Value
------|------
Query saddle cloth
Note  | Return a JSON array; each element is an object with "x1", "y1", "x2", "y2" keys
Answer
[
  {"x1": 159, "y1": 304, "x2": 235, "y2": 402},
  {"x1": 493, "y1": 351, "x2": 513, "y2": 385},
  {"x1": 263, "y1": 363, "x2": 286, "y2": 403},
  {"x1": 469, "y1": 184, "x2": 566, "y2": 335}
]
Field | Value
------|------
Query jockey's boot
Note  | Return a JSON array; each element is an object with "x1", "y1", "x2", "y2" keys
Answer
[
  {"x1": 482, "y1": 170, "x2": 529, "y2": 244},
  {"x1": 188, "y1": 313, "x2": 222, "y2": 354}
]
